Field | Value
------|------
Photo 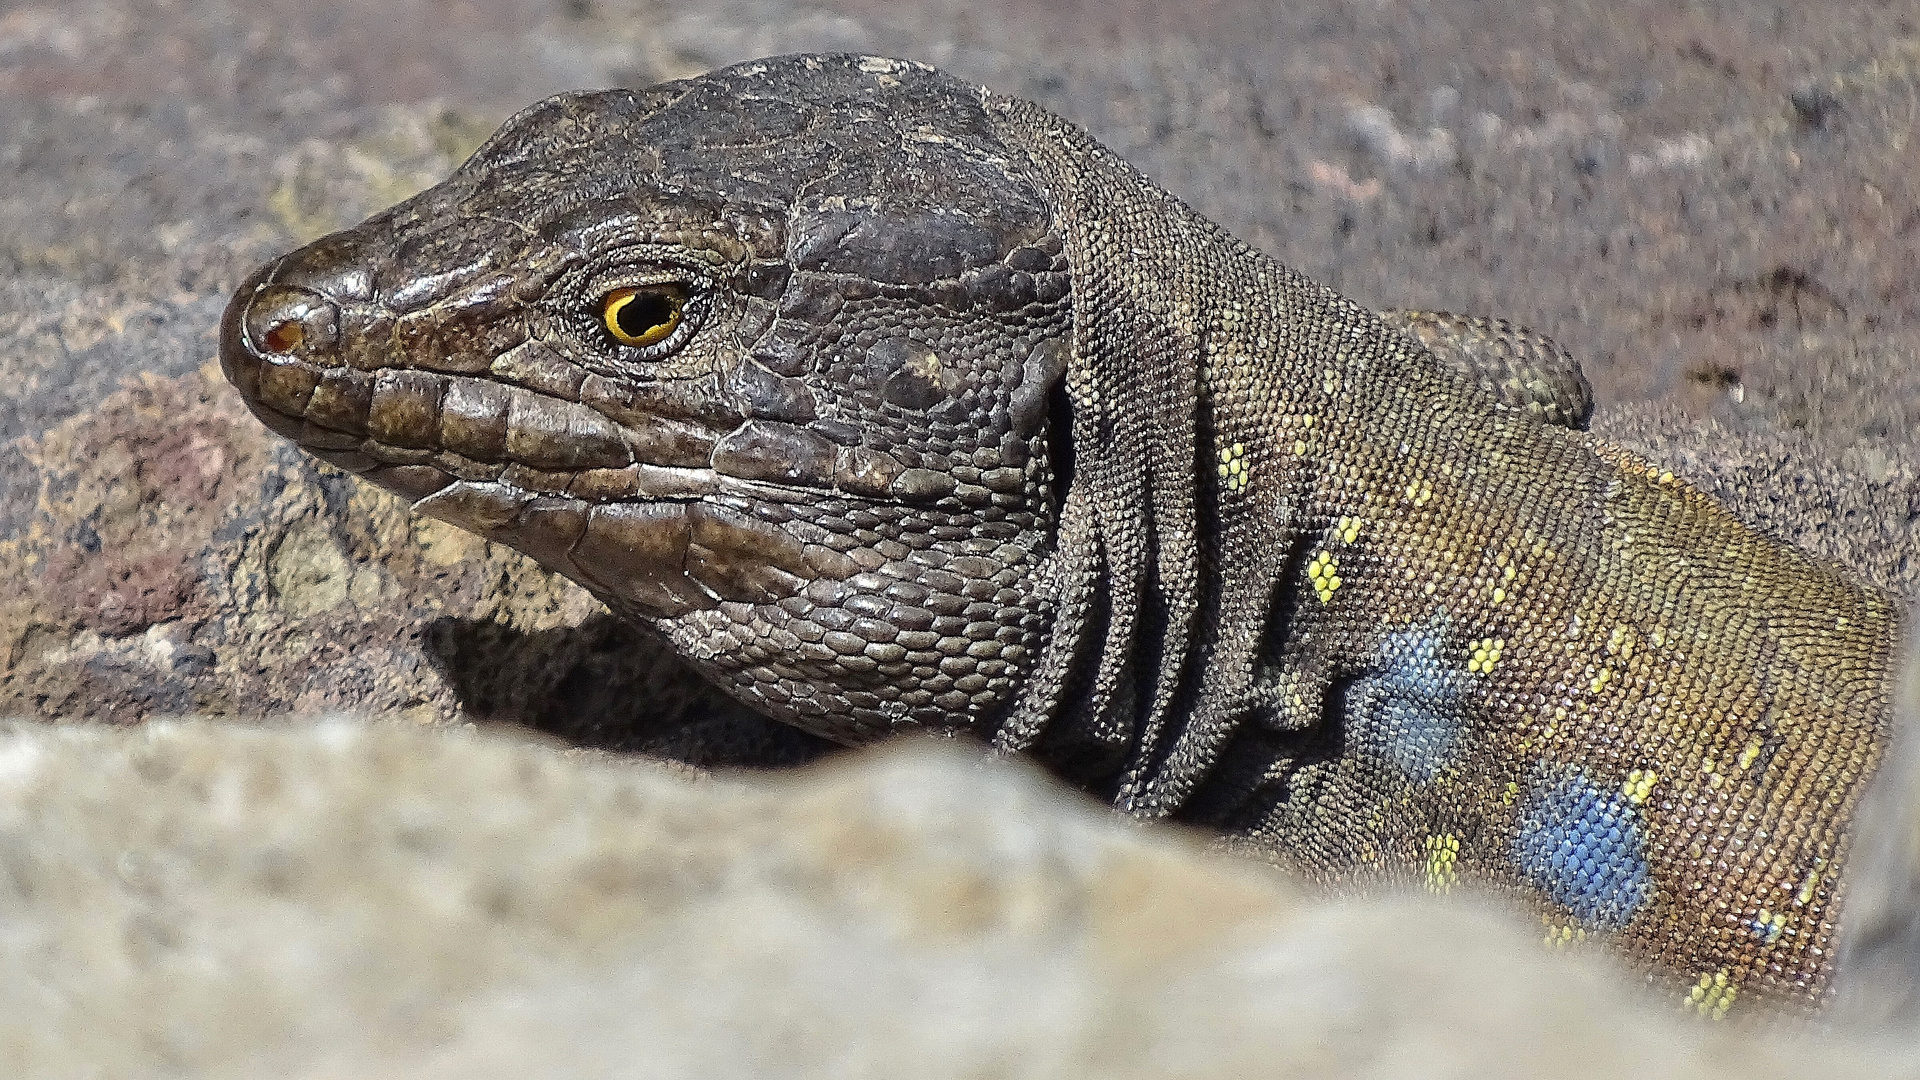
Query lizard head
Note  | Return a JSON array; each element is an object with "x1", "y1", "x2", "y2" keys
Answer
[{"x1": 219, "y1": 54, "x2": 1074, "y2": 743}]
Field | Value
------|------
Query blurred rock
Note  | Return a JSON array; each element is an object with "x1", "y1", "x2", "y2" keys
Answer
[{"x1": 0, "y1": 719, "x2": 1904, "y2": 1079}]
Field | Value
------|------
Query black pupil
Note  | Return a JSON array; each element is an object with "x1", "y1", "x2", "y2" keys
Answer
[{"x1": 617, "y1": 290, "x2": 677, "y2": 338}]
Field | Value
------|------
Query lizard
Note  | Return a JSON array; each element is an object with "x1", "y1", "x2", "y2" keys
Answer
[{"x1": 216, "y1": 53, "x2": 1897, "y2": 1014}]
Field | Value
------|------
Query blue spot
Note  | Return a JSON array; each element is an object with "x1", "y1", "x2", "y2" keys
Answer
[
  {"x1": 1513, "y1": 769, "x2": 1652, "y2": 929},
  {"x1": 1345, "y1": 618, "x2": 1467, "y2": 782}
]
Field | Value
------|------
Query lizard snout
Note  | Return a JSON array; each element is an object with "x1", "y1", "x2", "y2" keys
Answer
[
  {"x1": 220, "y1": 260, "x2": 345, "y2": 428},
  {"x1": 218, "y1": 245, "x2": 434, "y2": 489},
  {"x1": 218, "y1": 244, "x2": 395, "y2": 444}
]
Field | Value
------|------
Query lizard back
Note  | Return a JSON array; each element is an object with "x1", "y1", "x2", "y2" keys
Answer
[{"x1": 991, "y1": 97, "x2": 1894, "y2": 1009}]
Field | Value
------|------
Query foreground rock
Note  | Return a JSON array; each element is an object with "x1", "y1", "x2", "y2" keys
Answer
[{"x1": 0, "y1": 718, "x2": 1904, "y2": 1079}]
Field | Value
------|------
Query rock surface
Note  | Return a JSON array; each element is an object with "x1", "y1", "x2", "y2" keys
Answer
[
  {"x1": 3, "y1": 0, "x2": 1920, "y2": 1068},
  {"x1": 0, "y1": 719, "x2": 1908, "y2": 1079}
]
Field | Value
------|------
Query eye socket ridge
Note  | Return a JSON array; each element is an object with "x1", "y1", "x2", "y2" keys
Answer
[{"x1": 602, "y1": 283, "x2": 690, "y2": 350}]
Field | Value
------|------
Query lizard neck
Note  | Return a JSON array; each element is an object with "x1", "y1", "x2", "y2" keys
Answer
[{"x1": 988, "y1": 94, "x2": 1511, "y2": 815}]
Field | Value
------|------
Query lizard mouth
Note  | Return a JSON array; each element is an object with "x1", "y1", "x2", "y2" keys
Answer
[{"x1": 219, "y1": 259, "x2": 846, "y2": 619}]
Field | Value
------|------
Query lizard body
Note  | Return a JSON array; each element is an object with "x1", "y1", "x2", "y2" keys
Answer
[{"x1": 219, "y1": 55, "x2": 1896, "y2": 1012}]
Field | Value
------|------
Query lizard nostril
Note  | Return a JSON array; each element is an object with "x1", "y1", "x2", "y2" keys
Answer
[
  {"x1": 241, "y1": 284, "x2": 340, "y2": 361},
  {"x1": 262, "y1": 320, "x2": 305, "y2": 353},
  {"x1": 221, "y1": 264, "x2": 348, "y2": 420}
]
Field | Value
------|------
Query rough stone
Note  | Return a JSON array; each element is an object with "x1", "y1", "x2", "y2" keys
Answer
[{"x1": 0, "y1": 719, "x2": 1907, "y2": 1079}]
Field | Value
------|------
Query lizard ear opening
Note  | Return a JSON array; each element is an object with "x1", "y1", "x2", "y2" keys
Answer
[{"x1": 1010, "y1": 336, "x2": 1075, "y2": 518}]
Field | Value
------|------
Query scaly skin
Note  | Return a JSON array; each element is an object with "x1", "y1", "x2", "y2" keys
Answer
[{"x1": 219, "y1": 54, "x2": 1896, "y2": 1013}]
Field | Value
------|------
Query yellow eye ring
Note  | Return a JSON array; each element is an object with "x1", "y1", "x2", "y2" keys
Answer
[{"x1": 602, "y1": 285, "x2": 687, "y2": 349}]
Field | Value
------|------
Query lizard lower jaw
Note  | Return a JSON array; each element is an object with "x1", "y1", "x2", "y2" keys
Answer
[{"x1": 410, "y1": 479, "x2": 838, "y2": 621}]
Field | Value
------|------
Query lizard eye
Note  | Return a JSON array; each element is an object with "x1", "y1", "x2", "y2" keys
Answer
[{"x1": 602, "y1": 284, "x2": 687, "y2": 349}]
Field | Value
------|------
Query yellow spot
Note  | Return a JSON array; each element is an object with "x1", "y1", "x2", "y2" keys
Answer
[
  {"x1": 1755, "y1": 909, "x2": 1787, "y2": 944},
  {"x1": 1684, "y1": 969, "x2": 1738, "y2": 1020},
  {"x1": 1503, "y1": 563, "x2": 1517, "y2": 581},
  {"x1": 1737, "y1": 736, "x2": 1764, "y2": 771},
  {"x1": 1500, "y1": 780, "x2": 1520, "y2": 806},
  {"x1": 1466, "y1": 637, "x2": 1504, "y2": 674},
  {"x1": 1660, "y1": 470, "x2": 1676, "y2": 485},
  {"x1": 1219, "y1": 442, "x2": 1250, "y2": 493},
  {"x1": 1491, "y1": 587, "x2": 1507, "y2": 604},
  {"x1": 1606, "y1": 625, "x2": 1634, "y2": 659},
  {"x1": 1301, "y1": 414, "x2": 1315, "y2": 429},
  {"x1": 1622, "y1": 769, "x2": 1658, "y2": 804},
  {"x1": 602, "y1": 284, "x2": 687, "y2": 348},
  {"x1": 1542, "y1": 918, "x2": 1588, "y2": 948},
  {"x1": 1404, "y1": 478, "x2": 1434, "y2": 507},
  {"x1": 1293, "y1": 439, "x2": 1308, "y2": 456},
  {"x1": 1795, "y1": 861, "x2": 1827, "y2": 907},
  {"x1": 1336, "y1": 515, "x2": 1362, "y2": 544},
  {"x1": 1588, "y1": 667, "x2": 1613, "y2": 694},
  {"x1": 1308, "y1": 550, "x2": 1341, "y2": 604},
  {"x1": 1424, "y1": 833, "x2": 1461, "y2": 893}
]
